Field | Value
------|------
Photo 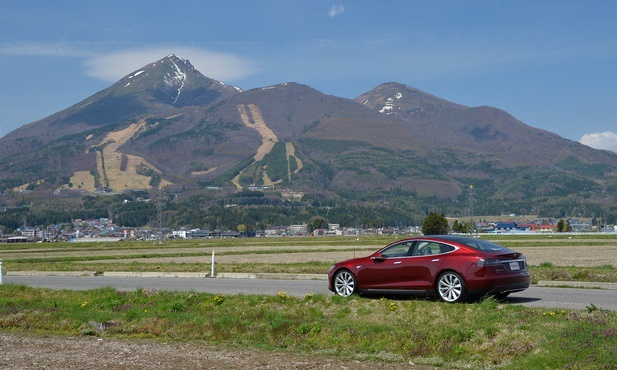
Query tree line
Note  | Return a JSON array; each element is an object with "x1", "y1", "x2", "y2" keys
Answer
[{"x1": 1, "y1": 190, "x2": 615, "y2": 235}]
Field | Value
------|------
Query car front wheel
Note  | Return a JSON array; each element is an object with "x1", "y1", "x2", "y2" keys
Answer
[
  {"x1": 333, "y1": 270, "x2": 357, "y2": 297},
  {"x1": 437, "y1": 271, "x2": 467, "y2": 303}
]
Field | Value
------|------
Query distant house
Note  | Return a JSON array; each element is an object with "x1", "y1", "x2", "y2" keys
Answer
[
  {"x1": 495, "y1": 222, "x2": 517, "y2": 232},
  {"x1": 288, "y1": 224, "x2": 307, "y2": 235},
  {"x1": 495, "y1": 221, "x2": 554, "y2": 233},
  {"x1": 265, "y1": 226, "x2": 287, "y2": 236},
  {"x1": 190, "y1": 230, "x2": 211, "y2": 239},
  {"x1": 516, "y1": 223, "x2": 534, "y2": 232},
  {"x1": 172, "y1": 230, "x2": 190, "y2": 239},
  {"x1": 0, "y1": 234, "x2": 27, "y2": 243},
  {"x1": 536, "y1": 224, "x2": 557, "y2": 233}
]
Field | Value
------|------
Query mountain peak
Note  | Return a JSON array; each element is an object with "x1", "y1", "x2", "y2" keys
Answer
[
  {"x1": 116, "y1": 54, "x2": 241, "y2": 108},
  {"x1": 165, "y1": 53, "x2": 183, "y2": 60},
  {"x1": 158, "y1": 54, "x2": 195, "y2": 72},
  {"x1": 355, "y1": 82, "x2": 465, "y2": 117}
]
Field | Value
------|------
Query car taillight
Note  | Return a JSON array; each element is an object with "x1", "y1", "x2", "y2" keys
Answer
[{"x1": 477, "y1": 258, "x2": 501, "y2": 267}]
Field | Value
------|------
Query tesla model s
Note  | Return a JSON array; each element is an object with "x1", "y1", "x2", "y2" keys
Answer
[{"x1": 328, "y1": 235, "x2": 530, "y2": 302}]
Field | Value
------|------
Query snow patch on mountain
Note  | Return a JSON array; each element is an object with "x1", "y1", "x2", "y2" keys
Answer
[
  {"x1": 165, "y1": 59, "x2": 187, "y2": 104},
  {"x1": 124, "y1": 70, "x2": 146, "y2": 88},
  {"x1": 130, "y1": 70, "x2": 145, "y2": 78},
  {"x1": 379, "y1": 92, "x2": 403, "y2": 115}
]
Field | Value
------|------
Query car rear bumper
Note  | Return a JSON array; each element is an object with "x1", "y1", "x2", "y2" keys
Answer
[{"x1": 468, "y1": 273, "x2": 531, "y2": 296}]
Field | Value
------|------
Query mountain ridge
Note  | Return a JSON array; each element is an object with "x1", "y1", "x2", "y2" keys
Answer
[{"x1": 1, "y1": 55, "x2": 616, "y2": 217}]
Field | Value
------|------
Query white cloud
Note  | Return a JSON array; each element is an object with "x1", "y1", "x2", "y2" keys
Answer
[
  {"x1": 328, "y1": 4, "x2": 345, "y2": 17},
  {"x1": 0, "y1": 41, "x2": 95, "y2": 57},
  {"x1": 83, "y1": 47, "x2": 259, "y2": 83},
  {"x1": 579, "y1": 131, "x2": 617, "y2": 154},
  {"x1": 0, "y1": 42, "x2": 259, "y2": 85}
]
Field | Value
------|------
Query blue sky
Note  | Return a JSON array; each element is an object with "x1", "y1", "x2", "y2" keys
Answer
[{"x1": 1, "y1": 1, "x2": 616, "y2": 153}]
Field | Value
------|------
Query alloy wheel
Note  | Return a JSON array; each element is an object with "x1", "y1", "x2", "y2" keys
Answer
[
  {"x1": 437, "y1": 272, "x2": 466, "y2": 303},
  {"x1": 334, "y1": 270, "x2": 356, "y2": 297}
]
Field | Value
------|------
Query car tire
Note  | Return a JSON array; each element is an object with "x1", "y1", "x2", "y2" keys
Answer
[
  {"x1": 437, "y1": 271, "x2": 467, "y2": 303},
  {"x1": 333, "y1": 269, "x2": 357, "y2": 297}
]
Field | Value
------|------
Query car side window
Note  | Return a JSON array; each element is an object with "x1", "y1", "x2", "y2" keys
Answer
[
  {"x1": 381, "y1": 241, "x2": 415, "y2": 258},
  {"x1": 440, "y1": 243, "x2": 455, "y2": 253},
  {"x1": 413, "y1": 241, "x2": 441, "y2": 256}
]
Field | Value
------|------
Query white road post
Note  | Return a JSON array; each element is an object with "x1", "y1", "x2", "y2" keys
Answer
[
  {"x1": 0, "y1": 259, "x2": 3, "y2": 284},
  {"x1": 211, "y1": 250, "x2": 215, "y2": 278}
]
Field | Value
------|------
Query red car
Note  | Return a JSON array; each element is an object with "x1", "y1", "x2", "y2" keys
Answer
[{"x1": 328, "y1": 235, "x2": 530, "y2": 302}]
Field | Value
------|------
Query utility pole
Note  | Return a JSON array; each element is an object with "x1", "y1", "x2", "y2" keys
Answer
[
  {"x1": 155, "y1": 188, "x2": 166, "y2": 243},
  {"x1": 467, "y1": 184, "x2": 476, "y2": 235}
]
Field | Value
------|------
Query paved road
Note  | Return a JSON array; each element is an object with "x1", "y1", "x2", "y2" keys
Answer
[{"x1": 3, "y1": 275, "x2": 616, "y2": 311}]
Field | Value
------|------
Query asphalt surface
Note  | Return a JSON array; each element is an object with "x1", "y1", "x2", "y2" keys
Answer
[{"x1": 3, "y1": 274, "x2": 616, "y2": 311}]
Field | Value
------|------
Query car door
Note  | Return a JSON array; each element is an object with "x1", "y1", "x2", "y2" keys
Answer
[
  {"x1": 405, "y1": 241, "x2": 446, "y2": 290},
  {"x1": 357, "y1": 241, "x2": 414, "y2": 290}
]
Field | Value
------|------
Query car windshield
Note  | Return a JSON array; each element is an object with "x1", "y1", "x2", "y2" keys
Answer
[{"x1": 458, "y1": 238, "x2": 509, "y2": 252}]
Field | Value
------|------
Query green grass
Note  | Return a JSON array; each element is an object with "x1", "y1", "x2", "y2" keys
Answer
[
  {"x1": 0, "y1": 284, "x2": 615, "y2": 369},
  {"x1": 530, "y1": 263, "x2": 617, "y2": 284}
]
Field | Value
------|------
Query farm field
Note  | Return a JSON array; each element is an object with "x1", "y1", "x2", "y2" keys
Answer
[{"x1": 1, "y1": 234, "x2": 616, "y2": 276}]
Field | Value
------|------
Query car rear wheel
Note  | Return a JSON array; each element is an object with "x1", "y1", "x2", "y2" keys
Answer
[
  {"x1": 333, "y1": 270, "x2": 357, "y2": 297},
  {"x1": 437, "y1": 271, "x2": 467, "y2": 303}
]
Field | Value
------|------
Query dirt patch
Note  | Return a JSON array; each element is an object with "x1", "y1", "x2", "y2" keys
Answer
[
  {"x1": 237, "y1": 104, "x2": 278, "y2": 162},
  {"x1": 0, "y1": 333, "x2": 417, "y2": 370},
  {"x1": 286, "y1": 142, "x2": 303, "y2": 179},
  {"x1": 67, "y1": 121, "x2": 172, "y2": 192},
  {"x1": 519, "y1": 245, "x2": 617, "y2": 267}
]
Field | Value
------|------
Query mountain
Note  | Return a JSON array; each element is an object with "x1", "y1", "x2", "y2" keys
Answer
[
  {"x1": 0, "y1": 55, "x2": 240, "y2": 159},
  {"x1": 1, "y1": 56, "x2": 616, "y2": 217},
  {"x1": 0, "y1": 55, "x2": 241, "y2": 191}
]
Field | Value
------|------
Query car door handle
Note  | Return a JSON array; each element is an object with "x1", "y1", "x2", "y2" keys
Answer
[
  {"x1": 394, "y1": 261, "x2": 402, "y2": 265},
  {"x1": 431, "y1": 259, "x2": 440, "y2": 262}
]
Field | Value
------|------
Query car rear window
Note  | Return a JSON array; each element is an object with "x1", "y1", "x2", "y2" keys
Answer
[{"x1": 460, "y1": 238, "x2": 509, "y2": 252}]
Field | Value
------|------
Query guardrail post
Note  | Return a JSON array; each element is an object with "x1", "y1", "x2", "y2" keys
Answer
[
  {"x1": 0, "y1": 259, "x2": 3, "y2": 284},
  {"x1": 211, "y1": 250, "x2": 215, "y2": 278}
]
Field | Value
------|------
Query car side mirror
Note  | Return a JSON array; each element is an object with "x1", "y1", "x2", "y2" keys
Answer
[{"x1": 370, "y1": 253, "x2": 385, "y2": 261}]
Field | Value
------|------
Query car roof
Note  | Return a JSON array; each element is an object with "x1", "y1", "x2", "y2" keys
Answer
[
  {"x1": 414, "y1": 235, "x2": 513, "y2": 253},
  {"x1": 419, "y1": 235, "x2": 476, "y2": 243}
]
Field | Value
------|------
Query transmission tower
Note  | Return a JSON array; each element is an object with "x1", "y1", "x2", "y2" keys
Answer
[{"x1": 466, "y1": 184, "x2": 476, "y2": 234}]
